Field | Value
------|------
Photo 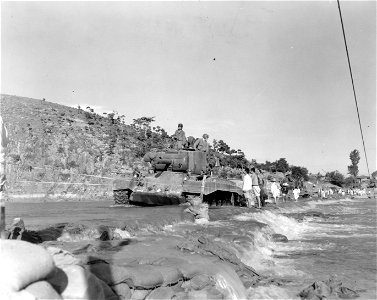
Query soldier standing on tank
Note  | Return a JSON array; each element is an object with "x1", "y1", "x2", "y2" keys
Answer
[
  {"x1": 194, "y1": 134, "x2": 209, "y2": 153},
  {"x1": 173, "y1": 123, "x2": 186, "y2": 150}
]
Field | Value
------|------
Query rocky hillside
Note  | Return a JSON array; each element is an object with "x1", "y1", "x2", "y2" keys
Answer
[
  {"x1": 1, "y1": 94, "x2": 168, "y2": 200},
  {"x1": 1, "y1": 95, "x2": 139, "y2": 172}
]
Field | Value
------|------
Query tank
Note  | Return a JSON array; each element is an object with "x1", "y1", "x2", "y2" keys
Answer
[{"x1": 113, "y1": 149, "x2": 244, "y2": 206}]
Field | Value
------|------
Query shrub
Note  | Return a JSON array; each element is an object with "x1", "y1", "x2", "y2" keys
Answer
[{"x1": 67, "y1": 160, "x2": 79, "y2": 169}]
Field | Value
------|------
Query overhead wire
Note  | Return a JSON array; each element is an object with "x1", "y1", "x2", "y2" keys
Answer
[{"x1": 336, "y1": 0, "x2": 371, "y2": 178}]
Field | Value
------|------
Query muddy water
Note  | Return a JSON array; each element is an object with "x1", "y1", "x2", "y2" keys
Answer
[
  {"x1": 5, "y1": 197, "x2": 377, "y2": 299},
  {"x1": 4, "y1": 201, "x2": 190, "y2": 230}
]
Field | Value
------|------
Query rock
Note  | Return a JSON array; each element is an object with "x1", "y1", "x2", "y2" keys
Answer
[
  {"x1": 7, "y1": 218, "x2": 29, "y2": 241},
  {"x1": 299, "y1": 278, "x2": 359, "y2": 300},
  {"x1": 271, "y1": 234, "x2": 289, "y2": 243},
  {"x1": 96, "y1": 225, "x2": 113, "y2": 241},
  {"x1": 338, "y1": 286, "x2": 360, "y2": 298},
  {"x1": 7, "y1": 226, "x2": 23, "y2": 240},
  {"x1": 10, "y1": 217, "x2": 25, "y2": 231},
  {"x1": 299, "y1": 281, "x2": 332, "y2": 299},
  {"x1": 97, "y1": 230, "x2": 111, "y2": 241},
  {"x1": 19, "y1": 230, "x2": 43, "y2": 244}
]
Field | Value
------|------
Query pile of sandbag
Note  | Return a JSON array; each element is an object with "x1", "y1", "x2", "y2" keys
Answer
[
  {"x1": 0, "y1": 240, "x2": 117, "y2": 300},
  {"x1": 0, "y1": 239, "x2": 249, "y2": 300},
  {"x1": 85, "y1": 258, "x2": 247, "y2": 300}
]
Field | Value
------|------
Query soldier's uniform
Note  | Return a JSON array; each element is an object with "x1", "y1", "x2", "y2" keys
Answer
[
  {"x1": 194, "y1": 134, "x2": 209, "y2": 153},
  {"x1": 173, "y1": 126, "x2": 186, "y2": 150}
]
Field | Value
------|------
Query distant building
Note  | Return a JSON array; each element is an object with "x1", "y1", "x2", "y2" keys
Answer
[{"x1": 357, "y1": 175, "x2": 371, "y2": 188}]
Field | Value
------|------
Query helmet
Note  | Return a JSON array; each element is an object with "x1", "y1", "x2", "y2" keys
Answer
[
  {"x1": 203, "y1": 134, "x2": 209, "y2": 139},
  {"x1": 178, "y1": 123, "x2": 183, "y2": 128}
]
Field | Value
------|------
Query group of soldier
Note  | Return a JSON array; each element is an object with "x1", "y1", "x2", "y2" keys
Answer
[{"x1": 172, "y1": 123, "x2": 209, "y2": 153}]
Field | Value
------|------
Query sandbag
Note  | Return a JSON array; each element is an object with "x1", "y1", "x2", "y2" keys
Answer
[
  {"x1": 182, "y1": 274, "x2": 214, "y2": 290},
  {"x1": 111, "y1": 283, "x2": 132, "y2": 299},
  {"x1": 24, "y1": 280, "x2": 62, "y2": 299},
  {"x1": 187, "y1": 285, "x2": 225, "y2": 300},
  {"x1": 85, "y1": 262, "x2": 133, "y2": 285},
  {"x1": 125, "y1": 265, "x2": 164, "y2": 289},
  {"x1": 47, "y1": 265, "x2": 117, "y2": 300},
  {"x1": 177, "y1": 263, "x2": 205, "y2": 280},
  {"x1": 153, "y1": 266, "x2": 183, "y2": 286},
  {"x1": 0, "y1": 289, "x2": 36, "y2": 300},
  {"x1": 172, "y1": 291, "x2": 189, "y2": 300},
  {"x1": 176, "y1": 263, "x2": 203, "y2": 280},
  {"x1": 87, "y1": 263, "x2": 164, "y2": 289},
  {"x1": 145, "y1": 286, "x2": 175, "y2": 300},
  {"x1": 131, "y1": 289, "x2": 151, "y2": 300},
  {"x1": 46, "y1": 247, "x2": 81, "y2": 268},
  {"x1": 186, "y1": 289, "x2": 209, "y2": 300},
  {"x1": 0, "y1": 240, "x2": 55, "y2": 292}
]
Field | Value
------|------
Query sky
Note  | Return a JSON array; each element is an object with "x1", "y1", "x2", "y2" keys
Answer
[{"x1": 1, "y1": 1, "x2": 376, "y2": 176}]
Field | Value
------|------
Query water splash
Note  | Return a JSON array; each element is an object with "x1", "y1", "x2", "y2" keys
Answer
[{"x1": 234, "y1": 210, "x2": 309, "y2": 240}]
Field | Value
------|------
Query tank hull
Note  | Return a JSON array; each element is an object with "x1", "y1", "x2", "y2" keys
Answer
[{"x1": 113, "y1": 172, "x2": 244, "y2": 206}]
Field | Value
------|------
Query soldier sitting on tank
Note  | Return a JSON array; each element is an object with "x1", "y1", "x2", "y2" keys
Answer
[
  {"x1": 172, "y1": 123, "x2": 186, "y2": 150},
  {"x1": 194, "y1": 134, "x2": 209, "y2": 153},
  {"x1": 185, "y1": 136, "x2": 196, "y2": 149}
]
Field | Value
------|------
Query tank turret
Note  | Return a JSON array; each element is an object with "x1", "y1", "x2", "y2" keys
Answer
[{"x1": 143, "y1": 150, "x2": 207, "y2": 175}]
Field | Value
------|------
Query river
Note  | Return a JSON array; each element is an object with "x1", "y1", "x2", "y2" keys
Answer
[{"x1": 5, "y1": 196, "x2": 376, "y2": 299}]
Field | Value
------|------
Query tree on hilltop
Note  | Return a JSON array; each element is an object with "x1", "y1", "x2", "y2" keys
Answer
[
  {"x1": 291, "y1": 165, "x2": 309, "y2": 182},
  {"x1": 217, "y1": 140, "x2": 230, "y2": 154},
  {"x1": 275, "y1": 158, "x2": 290, "y2": 173},
  {"x1": 132, "y1": 117, "x2": 155, "y2": 131},
  {"x1": 325, "y1": 170, "x2": 345, "y2": 187},
  {"x1": 348, "y1": 149, "x2": 360, "y2": 177}
]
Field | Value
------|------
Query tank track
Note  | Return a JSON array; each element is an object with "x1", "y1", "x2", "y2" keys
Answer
[{"x1": 113, "y1": 189, "x2": 130, "y2": 205}]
